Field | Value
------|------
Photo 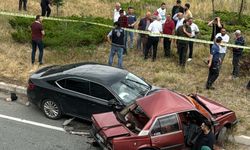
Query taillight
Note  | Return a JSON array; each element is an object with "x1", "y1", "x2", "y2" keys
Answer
[{"x1": 28, "y1": 80, "x2": 36, "y2": 90}]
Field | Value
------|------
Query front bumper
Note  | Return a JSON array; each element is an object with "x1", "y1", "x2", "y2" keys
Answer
[{"x1": 90, "y1": 126, "x2": 110, "y2": 150}]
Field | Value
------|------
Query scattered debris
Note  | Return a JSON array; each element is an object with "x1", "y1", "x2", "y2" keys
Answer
[
  {"x1": 5, "y1": 97, "x2": 12, "y2": 102},
  {"x1": 63, "y1": 117, "x2": 75, "y2": 126},
  {"x1": 69, "y1": 131, "x2": 90, "y2": 136},
  {"x1": 10, "y1": 92, "x2": 18, "y2": 101}
]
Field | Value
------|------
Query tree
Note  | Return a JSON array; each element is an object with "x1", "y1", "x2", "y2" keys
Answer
[
  {"x1": 211, "y1": 0, "x2": 215, "y2": 18},
  {"x1": 52, "y1": 0, "x2": 64, "y2": 16},
  {"x1": 238, "y1": 0, "x2": 245, "y2": 21}
]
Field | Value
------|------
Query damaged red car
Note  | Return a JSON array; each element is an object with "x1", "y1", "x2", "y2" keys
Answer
[{"x1": 91, "y1": 89, "x2": 237, "y2": 150}]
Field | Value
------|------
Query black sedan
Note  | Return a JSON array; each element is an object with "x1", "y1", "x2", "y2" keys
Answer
[{"x1": 27, "y1": 62, "x2": 155, "y2": 120}]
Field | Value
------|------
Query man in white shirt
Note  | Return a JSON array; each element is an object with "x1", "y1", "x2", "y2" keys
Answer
[
  {"x1": 157, "y1": 3, "x2": 166, "y2": 25},
  {"x1": 144, "y1": 16, "x2": 163, "y2": 61},
  {"x1": 187, "y1": 18, "x2": 199, "y2": 61},
  {"x1": 215, "y1": 28, "x2": 229, "y2": 63},
  {"x1": 113, "y1": 2, "x2": 125, "y2": 22},
  {"x1": 173, "y1": 12, "x2": 185, "y2": 31}
]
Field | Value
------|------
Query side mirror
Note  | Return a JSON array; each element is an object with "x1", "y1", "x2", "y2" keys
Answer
[{"x1": 108, "y1": 99, "x2": 117, "y2": 106}]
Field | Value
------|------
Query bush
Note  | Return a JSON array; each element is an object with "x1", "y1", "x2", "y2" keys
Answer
[{"x1": 9, "y1": 16, "x2": 112, "y2": 49}]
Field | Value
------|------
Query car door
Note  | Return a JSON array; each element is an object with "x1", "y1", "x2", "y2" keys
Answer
[
  {"x1": 150, "y1": 114, "x2": 185, "y2": 150},
  {"x1": 56, "y1": 78, "x2": 91, "y2": 119},
  {"x1": 85, "y1": 81, "x2": 117, "y2": 119}
]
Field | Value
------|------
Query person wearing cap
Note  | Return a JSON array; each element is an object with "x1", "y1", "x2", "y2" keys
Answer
[
  {"x1": 206, "y1": 37, "x2": 222, "y2": 90},
  {"x1": 193, "y1": 120, "x2": 215, "y2": 150},
  {"x1": 232, "y1": 30, "x2": 245, "y2": 79},
  {"x1": 144, "y1": 16, "x2": 163, "y2": 62},
  {"x1": 107, "y1": 22, "x2": 125, "y2": 68},
  {"x1": 171, "y1": 0, "x2": 184, "y2": 24},
  {"x1": 157, "y1": 3, "x2": 167, "y2": 25},
  {"x1": 215, "y1": 28, "x2": 229, "y2": 63}
]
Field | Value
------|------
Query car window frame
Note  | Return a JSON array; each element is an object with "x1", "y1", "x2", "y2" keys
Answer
[
  {"x1": 149, "y1": 113, "x2": 182, "y2": 137},
  {"x1": 55, "y1": 77, "x2": 117, "y2": 103}
]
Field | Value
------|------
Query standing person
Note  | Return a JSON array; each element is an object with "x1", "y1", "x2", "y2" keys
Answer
[
  {"x1": 187, "y1": 17, "x2": 199, "y2": 61},
  {"x1": 19, "y1": 0, "x2": 27, "y2": 11},
  {"x1": 184, "y1": 3, "x2": 192, "y2": 19},
  {"x1": 193, "y1": 120, "x2": 215, "y2": 150},
  {"x1": 157, "y1": 3, "x2": 167, "y2": 25},
  {"x1": 208, "y1": 17, "x2": 223, "y2": 49},
  {"x1": 206, "y1": 37, "x2": 222, "y2": 90},
  {"x1": 41, "y1": 0, "x2": 51, "y2": 17},
  {"x1": 232, "y1": 30, "x2": 245, "y2": 79},
  {"x1": 137, "y1": 11, "x2": 152, "y2": 54},
  {"x1": 171, "y1": 0, "x2": 184, "y2": 24},
  {"x1": 215, "y1": 28, "x2": 229, "y2": 63},
  {"x1": 127, "y1": 7, "x2": 137, "y2": 49},
  {"x1": 163, "y1": 14, "x2": 175, "y2": 57},
  {"x1": 107, "y1": 22, "x2": 125, "y2": 69},
  {"x1": 118, "y1": 9, "x2": 128, "y2": 55},
  {"x1": 144, "y1": 16, "x2": 162, "y2": 62},
  {"x1": 113, "y1": 2, "x2": 125, "y2": 22},
  {"x1": 173, "y1": 12, "x2": 185, "y2": 31},
  {"x1": 176, "y1": 19, "x2": 192, "y2": 67},
  {"x1": 31, "y1": 15, "x2": 45, "y2": 65}
]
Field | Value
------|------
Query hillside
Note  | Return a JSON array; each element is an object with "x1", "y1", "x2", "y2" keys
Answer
[{"x1": 0, "y1": 0, "x2": 250, "y2": 149}]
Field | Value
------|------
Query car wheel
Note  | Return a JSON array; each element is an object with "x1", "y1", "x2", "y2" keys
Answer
[
  {"x1": 42, "y1": 99, "x2": 62, "y2": 119},
  {"x1": 217, "y1": 127, "x2": 229, "y2": 143}
]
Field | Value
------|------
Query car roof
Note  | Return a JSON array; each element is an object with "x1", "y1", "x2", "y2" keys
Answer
[
  {"x1": 42, "y1": 63, "x2": 128, "y2": 86},
  {"x1": 136, "y1": 89, "x2": 195, "y2": 118}
]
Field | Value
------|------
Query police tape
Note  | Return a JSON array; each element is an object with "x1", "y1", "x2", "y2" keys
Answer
[{"x1": 0, "y1": 11, "x2": 249, "y2": 50}]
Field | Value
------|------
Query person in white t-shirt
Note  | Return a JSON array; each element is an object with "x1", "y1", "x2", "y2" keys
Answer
[
  {"x1": 173, "y1": 12, "x2": 185, "y2": 31},
  {"x1": 215, "y1": 28, "x2": 229, "y2": 63},
  {"x1": 144, "y1": 16, "x2": 163, "y2": 61},
  {"x1": 187, "y1": 18, "x2": 199, "y2": 61},
  {"x1": 157, "y1": 3, "x2": 167, "y2": 25},
  {"x1": 113, "y1": 2, "x2": 125, "y2": 22}
]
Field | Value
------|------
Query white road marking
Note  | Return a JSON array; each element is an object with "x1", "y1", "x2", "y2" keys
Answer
[{"x1": 0, "y1": 113, "x2": 65, "y2": 132}]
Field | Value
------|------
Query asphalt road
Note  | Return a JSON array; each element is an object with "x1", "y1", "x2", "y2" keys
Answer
[{"x1": 0, "y1": 91, "x2": 99, "y2": 150}]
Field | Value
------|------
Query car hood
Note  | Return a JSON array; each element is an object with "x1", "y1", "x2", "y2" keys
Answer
[
  {"x1": 92, "y1": 112, "x2": 130, "y2": 139},
  {"x1": 194, "y1": 94, "x2": 232, "y2": 115}
]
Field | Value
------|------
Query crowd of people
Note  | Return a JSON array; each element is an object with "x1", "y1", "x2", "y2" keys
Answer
[{"x1": 107, "y1": 1, "x2": 245, "y2": 90}]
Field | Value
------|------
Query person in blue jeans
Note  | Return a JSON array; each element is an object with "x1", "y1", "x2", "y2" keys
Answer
[
  {"x1": 31, "y1": 15, "x2": 45, "y2": 65},
  {"x1": 127, "y1": 7, "x2": 137, "y2": 49},
  {"x1": 107, "y1": 22, "x2": 125, "y2": 68}
]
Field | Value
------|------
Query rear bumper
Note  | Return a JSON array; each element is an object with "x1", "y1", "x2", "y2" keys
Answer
[{"x1": 90, "y1": 126, "x2": 110, "y2": 150}]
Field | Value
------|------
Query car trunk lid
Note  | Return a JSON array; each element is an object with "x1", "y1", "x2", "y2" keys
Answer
[
  {"x1": 193, "y1": 94, "x2": 231, "y2": 115},
  {"x1": 92, "y1": 112, "x2": 130, "y2": 139}
]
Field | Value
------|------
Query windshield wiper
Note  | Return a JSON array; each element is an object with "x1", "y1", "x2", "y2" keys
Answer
[
  {"x1": 126, "y1": 79, "x2": 151, "y2": 89},
  {"x1": 121, "y1": 80, "x2": 135, "y2": 90}
]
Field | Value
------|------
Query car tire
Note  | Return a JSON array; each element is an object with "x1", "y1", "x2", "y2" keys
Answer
[
  {"x1": 217, "y1": 127, "x2": 229, "y2": 143},
  {"x1": 42, "y1": 99, "x2": 62, "y2": 119}
]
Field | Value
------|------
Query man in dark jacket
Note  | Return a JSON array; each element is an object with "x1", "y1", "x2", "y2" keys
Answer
[
  {"x1": 206, "y1": 37, "x2": 222, "y2": 89},
  {"x1": 137, "y1": 11, "x2": 152, "y2": 54},
  {"x1": 171, "y1": 0, "x2": 184, "y2": 24},
  {"x1": 232, "y1": 30, "x2": 245, "y2": 79},
  {"x1": 107, "y1": 22, "x2": 125, "y2": 68},
  {"x1": 176, "y1": 18, "x2": 192, "y2": 67},
  {"x1": 41, "y1": 0, "x2": 51, "y2": 17}
]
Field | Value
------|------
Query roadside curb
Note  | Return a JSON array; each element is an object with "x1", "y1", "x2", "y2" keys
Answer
[
  {"x1": 0, "y1": 82, "x2": 26, "y2": 95},
  {"x1": 0, "y1": 81, "x2": 250, "y2": 145}
]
